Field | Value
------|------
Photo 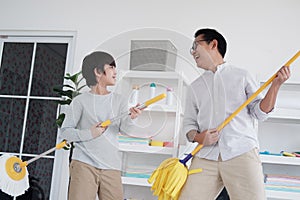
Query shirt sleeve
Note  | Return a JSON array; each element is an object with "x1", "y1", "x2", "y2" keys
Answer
[
  {"x1": 117, "y1": 95, "x2": 136, "y2": 135},
  {"x1": 59, "y1": 98, "x2": 94, "y2": 142},
  {"x1": 245, "y1": 71, "x2": 270, "y2": 121},
  {"x1": 183, "y1": 86, "x2": 200, "y2": 135}
]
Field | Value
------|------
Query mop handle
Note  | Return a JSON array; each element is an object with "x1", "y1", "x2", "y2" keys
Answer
[
  {"x1": 19, "y1": 141, "x2": 68, "y2": 167},
  {"x1": 100, "y1": 93, "x2": 167, "y2": 127},
  {"x1": 19, "y1": 94, "x2": 167, "y2": 166},
  {"x1": 185, "y1": 51, "x2": 300, "y2": 162}
]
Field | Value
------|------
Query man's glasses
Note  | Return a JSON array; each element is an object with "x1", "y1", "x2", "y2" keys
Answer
[{"x1": 190, "y1": 39, "x2": 209, "y2": 55}]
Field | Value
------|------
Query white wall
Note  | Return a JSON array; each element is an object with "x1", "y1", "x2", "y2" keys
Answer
[{"x1": 1, "y1": 0, "x2": 299, "y2": 82}]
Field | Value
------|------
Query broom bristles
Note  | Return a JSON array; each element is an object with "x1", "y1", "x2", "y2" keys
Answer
[
  {"x1": 148, "y1": 158, "x2": 188, "y2": 200},
  {"x1": 164, "y1": 162, "x2": 188, "y2": 199},
  {"x1": 0, "y1": 154, "x2": 29, "y2": 196}
]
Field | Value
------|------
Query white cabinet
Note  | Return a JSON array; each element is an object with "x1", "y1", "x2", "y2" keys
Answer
[
  {"x1": 257, "y1": 83, "x2": 300, "y2": 200},
  {"x1": 115, "y1": 70, "x2": 187, "y2": 199}
]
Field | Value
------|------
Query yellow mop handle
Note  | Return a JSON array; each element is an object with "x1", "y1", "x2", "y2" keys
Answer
[
  {"x1": 56, "y1": 140, "x2": 68, "y2": 149},
  {"x1": 218, "y1": 50, "x2": 299, "y2": 131},
  {"x1": 143, "y1": 93, "x2": 167, "y2": 107},
  {"x1": 101, "y1": 119, "x2": 112, "y2": 127},
  {"x1": 100, "y1": 93, "x2": 167, "y2": 127},
  {"x1": 191, "y1": 51, "x2": 300, "y2": 156},
  {"x1": 19, "y1": 141, "x2": 69, "y2": 167}
]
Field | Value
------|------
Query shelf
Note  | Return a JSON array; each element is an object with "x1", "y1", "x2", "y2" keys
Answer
[
  {"x1": 260, "y1": 82, "x2": 300, "y2": 92},
  {"x1": 268, "y1": 108, "x2": 300, "y2": 120},
  {"x1": 129, "y1": 104, "x2": 177, "y2": 113},
  {"x1": 122, "y1": 177, "x2": 151, "y2": 187},
  {"x1": 260, "y1": 155, "x2": 300, "y2": 165},
  {"x1": 119, "y1": 144, "x2": 174, "y2": 155},
  {"x1": 121, "y1": 70, "x2": 180, "y2": 80},
  {"x1": 122, "y1": 178, "x2": 300, "y2": 198},
  {"x1": 266, "y1": 189, "x2": 300, "y2": 199}
]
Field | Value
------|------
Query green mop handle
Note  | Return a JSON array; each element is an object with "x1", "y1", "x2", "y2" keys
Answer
[
  {"x1": 19, "y1": 141, "x2": 70, "y2": 167},
  {"x1": 181, "y1": 50, "x2": 300, "y2": 165}
]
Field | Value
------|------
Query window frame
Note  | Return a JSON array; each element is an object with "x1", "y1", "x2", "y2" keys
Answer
[{"x1": 0, "y1": 30, "x2": 76, "y2": 199}]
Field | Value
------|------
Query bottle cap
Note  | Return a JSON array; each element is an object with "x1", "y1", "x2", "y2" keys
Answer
[
  {"x1": 166, "y1": 87, "x2": 173, "y2": 92},
  {"x1": 150, "y1": 83, "x2": 156, "y2": 87},
  {"x1": 132, "y1": 85, "x2": 139, "y2": 90}
]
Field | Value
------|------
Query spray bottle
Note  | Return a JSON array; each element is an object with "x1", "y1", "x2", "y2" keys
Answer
[{"x1": 150, "y1": 83, "x2": 156, "y2": 99}]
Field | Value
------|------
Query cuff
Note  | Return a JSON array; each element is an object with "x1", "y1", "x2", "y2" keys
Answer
[
  {"x1": 254, "y1": 100, "x2": 273, "y2": 121},
  {"x1": 186, "y1": 130, "x2": 197, "y2": 143}
]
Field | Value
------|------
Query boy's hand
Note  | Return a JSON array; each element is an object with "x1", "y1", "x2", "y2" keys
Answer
[
  {"x1": 129, "y1": 103, "x2": 143, "y2": 119},
  {"x1": 91, "y1": 122, "x2": 107, "y2": 138}
]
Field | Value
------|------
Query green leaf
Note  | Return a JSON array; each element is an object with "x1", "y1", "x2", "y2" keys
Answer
[
  {"x1": 77, "y1": 85, "x2": 86, "y2": 92},
  {"x1": 65, "y1": 71, "x2": 82, "y2": 84},
  {"x1": 57, "y1": 99, "x2": 72, "y2": 105},
  {"x1": 54, "y1": 71, "x2": 86, "y2": 128},
  {"x1": 56, "y1": 113, "x2": 66, "y2": 127}
]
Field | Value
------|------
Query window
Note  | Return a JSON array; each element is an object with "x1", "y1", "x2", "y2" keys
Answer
[{"x1": 0, "y1": 31, "x2": 75, "y2": 199}]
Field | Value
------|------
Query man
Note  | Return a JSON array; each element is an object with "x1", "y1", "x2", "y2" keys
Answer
[{"x1": 179, "y1": 28, "x2": 290, "y2": 199}]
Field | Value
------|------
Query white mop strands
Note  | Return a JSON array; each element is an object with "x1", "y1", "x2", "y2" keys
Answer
[
  {"x1": 0, "y1": 141, "x2": 70, "y2": 197},
  {"x1": 0, "y1": 154, "x2": 29, "y2": 196}
]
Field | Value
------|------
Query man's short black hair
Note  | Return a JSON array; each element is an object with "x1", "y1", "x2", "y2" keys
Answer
[{"x1": 194, "y1": 28, "x2": 227, "y2": 58}]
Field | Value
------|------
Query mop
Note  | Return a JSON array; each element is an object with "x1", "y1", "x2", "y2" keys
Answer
[
  {"x1": 148, "y1": 51, "x2": 300, "y2": 200},
  {"x1": 0, "y1": 93, "x2": 166, "y2": 196},
  {"x1": 0, "y1": 141, "x2": 70, "y2": 196}
]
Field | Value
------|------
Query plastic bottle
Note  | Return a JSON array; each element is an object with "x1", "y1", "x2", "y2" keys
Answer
[
  {"x1": 166, "y1": 87, "x2": 173, "y2": 105},
  {"x1": 150, "y1": 83, "x2": 156, "y2": 98},
  {"x1": 130, "y1": 85, "x2": 139, "y2": 105}
]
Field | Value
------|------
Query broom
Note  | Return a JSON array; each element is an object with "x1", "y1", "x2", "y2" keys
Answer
[
  {"x1": 0, "y1": 93, "x2": 166, "y2": 197},
  {"x1": 148, "y1": 50, "x2": 300, "y2": 200}
]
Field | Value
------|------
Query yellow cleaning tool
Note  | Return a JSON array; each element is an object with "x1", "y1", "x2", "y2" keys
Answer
[{"x1": 101, "y1": 93, "x2": 166, "y2": 127}]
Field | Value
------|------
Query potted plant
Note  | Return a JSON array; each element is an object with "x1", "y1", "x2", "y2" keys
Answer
[{"x1": 53, "y1": 71, "x2": 86, "y2": 157}]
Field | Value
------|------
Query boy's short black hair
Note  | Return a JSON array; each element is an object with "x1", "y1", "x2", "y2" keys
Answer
[{"x1": 82, "y1": 51, "x2": 116, "y2": 87}]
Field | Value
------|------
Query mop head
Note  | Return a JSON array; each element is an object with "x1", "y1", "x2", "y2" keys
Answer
[
  {"x1": 0, "y1": 154, "x2": 29, "y2": 196},
  {"x1": 148, "y1": 158, "x2": 188, "y2": 200}
]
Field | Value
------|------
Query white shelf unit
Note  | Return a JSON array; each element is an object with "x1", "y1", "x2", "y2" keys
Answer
[
  {"x1": 119, "y1": 144, "x2": 174, "y2": 155},
  {"x1": 258, "y1": 82, "x2": 300, "y2": 200},
  {"x1": 260, "y1": 155, "x2": 300, "y2": 166},
  {"x1": 121, "y1": 177, "x2": 151, "y2": 187},
  {"x1": 265, "y1": 190, "x2": 300, "y2": 200},
  {"x1": 115, "y1": 70, "x2": 187, "y2": 191}
]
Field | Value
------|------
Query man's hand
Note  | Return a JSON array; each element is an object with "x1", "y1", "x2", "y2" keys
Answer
[
  {"x1": 194, "y1": 128, "x2": 219, "y2": 146},
  {"x1": 273, "y1": 66, "x2": 290, "y2": 86}
]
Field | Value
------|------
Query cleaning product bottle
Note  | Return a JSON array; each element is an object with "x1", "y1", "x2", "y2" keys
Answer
[
  {"x1": 150, "y1": 83, "x2": 156, "y2": 98},
  {"x1": 130, "y1": 85, "x2": 139, "y2": 105},
  {"x1": 166, "y1": 87, "x2": 173, "y2": 106}
]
